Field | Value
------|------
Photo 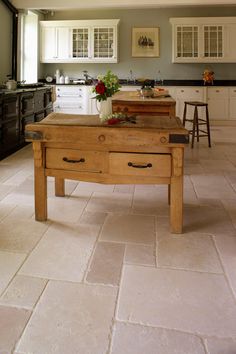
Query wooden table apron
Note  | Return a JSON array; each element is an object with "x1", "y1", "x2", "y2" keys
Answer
[
  {"x1": 25, "y1": 113, "x2": 189, "y2": 234},
  {"x1": 112, "y1": 91, "x2": 176, "y2": 117}
]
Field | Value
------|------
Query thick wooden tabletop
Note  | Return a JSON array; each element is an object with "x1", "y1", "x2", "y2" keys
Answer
[
  {"x1": 26, "y1": 112, "x2": 186, "y2": 131},
  {"x1": 112, "y1": 90, "x2": 176, "y2": 106}
]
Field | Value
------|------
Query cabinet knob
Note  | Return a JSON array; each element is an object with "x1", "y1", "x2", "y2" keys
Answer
[
  {"x1": 160, "y1": 136, "x2": 167, "y2": 144},
  {"x1": 216, "y1": 90, "x2": 220, "y2": 93},
  {"x1": 98, "y1": 134, "x2": 105, "y2": 142},
  {"x1": 181, "y1": 90, "x2": 184, "y2": 92}
]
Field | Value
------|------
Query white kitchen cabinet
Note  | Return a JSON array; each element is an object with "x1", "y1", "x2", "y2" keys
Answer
[
  {"x1": 170, "y1": 17, "x2": 236, "y2": 63},
  {"x1": 229, "y1": 88, "x2": 236, "y2": 120},
  {"x1": 174, "y1": 87, "x2": 206, "y2": 122},
  {"x1": 207, "y1": 87, "x2": 229, "y2": 120},
  {"x1": 40, "y1": 19, "x2": 119, "y2": 63},
  {"x1": 53, "y1": 85, "x2": 90, "y2": 114},
  {"x1": 40, "y1": 26, "x2": 71, "y2": 62}
]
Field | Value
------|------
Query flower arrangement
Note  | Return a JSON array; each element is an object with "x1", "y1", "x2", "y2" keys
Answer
[{"x1": 92, "y1": 70, "x2": 121, "y2": 101}]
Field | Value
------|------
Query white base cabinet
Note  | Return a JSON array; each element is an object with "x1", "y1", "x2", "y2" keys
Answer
[
  {"x1": 207, "y1": 87, "x2": 229, "y2": 121},
  {"x1": 53, "y1": 84, "x2": 236, "y2": 124},
  {"x1": 53, "y1": 85, "x2": 90, "y2": 114}
]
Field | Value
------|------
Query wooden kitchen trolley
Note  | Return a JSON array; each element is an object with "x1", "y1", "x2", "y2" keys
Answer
[
  {"x1": 25, "y1": 113, "x2": 189, "y2": 233},
  {"x1": 112, "y1": 90, "x2": 176, "y2": 116}
]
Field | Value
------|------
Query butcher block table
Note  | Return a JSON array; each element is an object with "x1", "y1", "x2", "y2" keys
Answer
[
  {"x1": 112, "y1": 90, "x2": 176, "y2": 116},
  {"x1": 25, "y1": 113, "x2": 189, "y2": 233}
]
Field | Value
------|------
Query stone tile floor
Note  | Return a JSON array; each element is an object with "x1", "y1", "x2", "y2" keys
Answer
[{"x1": 0, "y1": 126, "x2": 236, "y2": 353}]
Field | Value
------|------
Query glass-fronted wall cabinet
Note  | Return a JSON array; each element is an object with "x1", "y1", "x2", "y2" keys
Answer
[
  {"x1": 93, "y1": 27, "x2": 115, "y2": 59},
  {"x1": 176, "y1": 25, "x2": 198, "y2": 59},
  {"x1": 40, "y1": 19, "x2": 119, "y2": 63},
  {"x1": 170, "y1": 17, "x2": 236, "y2": 63},
  {"x1": 72, "y1": 28, "x2": 89, "y2": 59}
]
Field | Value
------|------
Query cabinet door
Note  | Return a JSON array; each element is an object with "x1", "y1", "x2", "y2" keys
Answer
[
  {"x1": 174, "y1": 25, "x2": 199, "y2": 61},
  {"x1": 3, "y1": 95, "x2": 18, "y2": 121},
  {"x1": 203, "y1": 25, "x2": 223, "y2": 59},
  {"x1": 207, "y1": 87, "x2": 229, "y2": 120},
  {"x1": 92, "y1": 26, "x2": 118, "y2": 62},
  {"x1": 57, "y1": 27, "x2": 71, "y2": 60},
  {"x1": 40, "y1": 26, "x2": 70, "y2": 62},
  {"x1": 72, "y1": 27, "x2": 90, "y2": 59},
  {"x1": 229, "y1": 88, "x2": 236, "y2": 120},
  {"x1": 40, "y1": 26, "x2": 56, "y2": 62},
  {"x1": 175, "y1": 87, "x2": 204, "y2": 122}
]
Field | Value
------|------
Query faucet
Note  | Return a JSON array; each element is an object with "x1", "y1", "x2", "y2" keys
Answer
[{"x1": 83, "y1": 70, "x2": 94, "y2": 82}]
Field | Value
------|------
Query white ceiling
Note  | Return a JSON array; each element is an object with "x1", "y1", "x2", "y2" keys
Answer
[{"x1": 10, "y1": 0, "x2": 236, "y2": 10}]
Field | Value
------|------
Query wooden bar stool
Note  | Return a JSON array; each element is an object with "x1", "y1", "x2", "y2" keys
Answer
[{"x1": 183, "y1": 101, "x2": 211, "y2": 148}]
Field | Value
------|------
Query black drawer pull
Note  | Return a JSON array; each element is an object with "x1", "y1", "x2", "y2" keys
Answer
[
  {"x1": 128, "y1": 162, "x2": 152, "y2": 169},
  {"x1": 63, "y1": 157, "x2": 85, "y2": 163}
]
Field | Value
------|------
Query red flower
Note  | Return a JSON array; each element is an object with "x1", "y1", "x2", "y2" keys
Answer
[{"x1": 95, "y1": 81, "x2": 106, "y2": 95}]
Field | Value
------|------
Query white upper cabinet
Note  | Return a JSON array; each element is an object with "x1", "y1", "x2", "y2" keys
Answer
[
  {"x1": 40, "y1": 19, "x2": 120, "y2": 63},
  {"x1": 170, "y1": 17, "x2": 236, "y2": 63}
]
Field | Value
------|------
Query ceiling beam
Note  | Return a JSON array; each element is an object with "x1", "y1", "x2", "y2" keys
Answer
[{"x1": 10, "y1": 0, "x2": 236, "y2": 10}]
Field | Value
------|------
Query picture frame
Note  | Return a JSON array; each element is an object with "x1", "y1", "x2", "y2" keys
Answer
[{"x1": 132, "y1": 27, "x2": 160, "y2": 58}]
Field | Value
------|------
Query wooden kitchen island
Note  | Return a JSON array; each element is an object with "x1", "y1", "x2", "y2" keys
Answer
[
  {"x1": 112, "y1": 90, "x2": 176, "y2": 116},
  {"x1": 25, "y1": 113, "x2": 189, "y2": 233}
]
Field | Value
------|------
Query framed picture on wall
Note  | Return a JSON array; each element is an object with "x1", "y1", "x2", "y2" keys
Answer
[{"x1": 132, "y1": 27, "x2": 160, "y2": 57}]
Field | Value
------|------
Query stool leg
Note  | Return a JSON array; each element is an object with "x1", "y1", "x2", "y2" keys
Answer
[
  {"x1": 191, "y1": 107, "x2": 197, "y2": 148},
  {"x1": 183, "y1": 103, "x2": 187, "y2": 126},
  {"x1": 205, "y1": 105, "x2": 211, "y2": 148},
  {"x1": 195, "y1": 106, "x2": 200, "y2": 142}
]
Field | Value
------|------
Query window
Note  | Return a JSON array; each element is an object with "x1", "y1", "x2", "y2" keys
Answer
[{"x1": 20, "y1": 11, "x2": 38, "y2": 83}]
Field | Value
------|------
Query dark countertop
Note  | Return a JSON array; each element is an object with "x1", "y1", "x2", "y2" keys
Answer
[
  {"x1": 120, "y1": 79, "x2": 236, "y2": 87},
  {"x1": 0, "y1": 85, "x2": 52, "y2": 96}
]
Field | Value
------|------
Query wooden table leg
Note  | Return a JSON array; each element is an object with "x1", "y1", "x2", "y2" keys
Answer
[
  {"x1": 170, "y1": 147, "x2": 184, "y2": 233},
  {"x1": 55, "y1": 177, "x2": 65, "y2": 197},
  {"x1": 170, "y1": 175, "x2": 183, "y2": 233},
  {"x1": 33, "y1": 142, "x2": 47, "y2": 221}
]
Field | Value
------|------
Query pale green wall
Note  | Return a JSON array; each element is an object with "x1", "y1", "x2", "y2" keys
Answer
[
  {"x1": 41, "y1": 6, "x2": 236, "y2": 81},
  {"x1": 0, "y1": 2, "x2": 12, "y2": 83}
]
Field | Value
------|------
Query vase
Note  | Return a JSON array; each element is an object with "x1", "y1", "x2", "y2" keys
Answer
[{"x1": 97, "y1": 97, "x2": 112, "y2": 120}]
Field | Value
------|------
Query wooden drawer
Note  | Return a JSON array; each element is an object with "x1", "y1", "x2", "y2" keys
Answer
[
  {"x1": 109, "y1": 152, "x2": 171, "y2": 177},
  {"x1": 46, "y1": 148, "x2": 108, "y2": 173}
]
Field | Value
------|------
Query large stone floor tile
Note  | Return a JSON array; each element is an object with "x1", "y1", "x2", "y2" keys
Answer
[
  {"x1": 79, "y1": 210, "x2": 107, "y2": 226},
  {"x1": 110, "y1": 322, "x2": 205, "y2": 354},
  {"x1": 19, "y1": 222, "x2": 98, "y2": 282},
  {"x1": 0, "y1": 306, "x2": 31, "y2": 354},
  {"x1": 86, "y1": 192, "x2": 132, "y2": 213},
  {"x1": 0, "y1": 275, "x2": 47, "y2": 309},
  {"x1": 132, "y1": 188, "x2": 169, "y2": 216},
  {"x1": 86, "y1": 242, "x2": 125, "y2": 285},
  {"x1": 221, "y1": 199, "x2": 236, "y2": 229},
  {"x1": 0, "y1": 218, "x2": 49, "y2": 253},
  {"x1": 190, "y1": 175, "x2": 236, "y2": 200},
  {"x1": 16, "y1": 281, "x2": 117, "y2": 354},
  {"x1": 0, "y1": 184, "x2": 14, "y2": 201},
  {"x1": 117, "y1": 265, "x2": 236, "y2": 337},
  {"x1": 157, "y1": 233, "x2": 223, "y2": 273},
  {"x1": 0, "y1": 251, "x2": 26, "y2": 295},
  {"x1": 0, "y1": 203, "x2": 15, "y2": 221},
  {"x1": 74, "y1": 181, "x2": 115, "y2": 193},
  {"x1": 183, "y1": 206, "x2": 236, "y2": 236},
  {"x1": 47, "y1": 194, "x2": 89, "y2": 223},
  {"x1": 205, "y1": 337, "x2": 236, "y2": 354},
  {"x1": 124, "y1": 244, "x2": 155, "y2": 266},
  {"x1": 99, "y1": 213, "x2": 155, "y2": 244},
  {"x1": 200, "y1": 159, "x2": 236, "y2": 173},
  {"x1": 214, "y1": 235, "x2": 236, "y2": 298}
]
